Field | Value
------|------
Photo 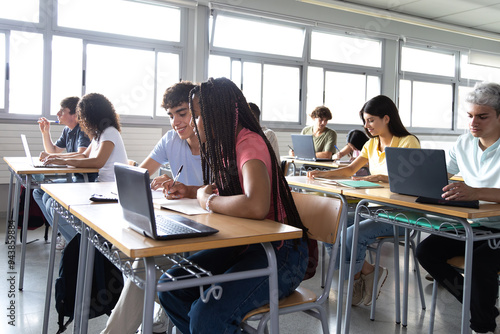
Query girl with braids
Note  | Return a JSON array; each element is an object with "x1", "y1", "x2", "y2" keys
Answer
[
  {"x1": 158, "y1": 77, "x2": 309, "y2": 334},
  {"x1": 43, "y1": 93, "x2": 128, "y2": 182}
]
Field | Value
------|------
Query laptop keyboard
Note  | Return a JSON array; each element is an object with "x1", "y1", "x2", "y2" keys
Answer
[{"x1": 156, "y1": 215, "x2": 197, "y2": 235}]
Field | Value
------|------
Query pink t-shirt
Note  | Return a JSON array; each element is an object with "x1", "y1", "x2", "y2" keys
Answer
[{"x1": 235, "y1": 128, "x2": 284, "y2": 222}]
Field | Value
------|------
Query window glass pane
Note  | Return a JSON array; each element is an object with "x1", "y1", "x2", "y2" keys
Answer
[
  {"x1": 9, "y1": 31, "x2": 43, "y2": 114},
  {"x1": 461, "y1": 54, "x2": 500, "y2": 82},
  {"x1": 262, "y1": 64, "x2": 299, "y2": 122},
  {"x1": 306, "y1": 67, "x2": 324, "y2": 124},
  {"x1": 51, "y1": 36, "x2": 83, "y2": 115},
  {"x1": 401, "y1": 46, "x2": 455, "y2": 76},
  {"x1": 213, "y1": 15, "x2": 304, "y2": 57},
  {"x1": 242, "y1": 62, "x2": 261, "y2": 111},
  {"x1": 0, "y1": 34, "x2": 5, "y2": 108},
  {"x1": 411, "y1": 82, "x2": 452, "y2": 128},
  {"x1": 311, "y1": 31, "x2": 382, "y2": 67},
  {"x1": 366, "y1": 76, "x2": 381, "y2": 101},
  {"x1": 457, "y1": 85, "x2": 474, "y2": 130},
  {"x1": 231, "y1": 60, "x2": 241, "y2": 88},
  {"x1": 208, "y1": 55, "x2": 230, "y2": 79},
  {"x1": 58, "y1": 0, "x2": 180, "y2": 42},
  {"x1": 86, "y1": 44, "x2": 155, "y2": 116},
  {"x1": 398, "y1": 80, "x2": 412, "y2": 127},
  {"x1": 324, "y1": 72, "x2": 375, "y2": 125},
  {"x1": 0, "y1": 0, "x2": 39, "y2": 23},
  {"x1": 156, "y1": 52, "x2": 180, "y2": 117}
]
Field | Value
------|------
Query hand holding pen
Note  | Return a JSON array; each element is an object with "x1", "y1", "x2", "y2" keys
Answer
[{"x1": 163, "y1": 165, "x2": 185, "y2": 199}]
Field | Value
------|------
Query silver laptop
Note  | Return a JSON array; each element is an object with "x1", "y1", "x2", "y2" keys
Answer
[
  {"x1": 385, "y1": 147, "x2": 479, "y2": 208},
  {"x1": 21, "y1": 134, "x2": 64, "y2": 168},
  {"x1": 291, "y1": 134, "x2": 333, "y2": 162},
  {"x1": 114, "y1": 163, "x2": 219, "y2": 240}
]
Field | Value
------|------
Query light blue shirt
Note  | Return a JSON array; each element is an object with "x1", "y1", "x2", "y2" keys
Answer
[
  {"x1": 148, "y1": 130, "x2": 203, "y2": 186},
  {"x1": 447, "y1": 133, "x2": 500, "y2": 228}
]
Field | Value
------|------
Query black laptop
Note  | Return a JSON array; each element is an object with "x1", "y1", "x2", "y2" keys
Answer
[
  {"x1": 291, "y1": 134, "x2": 333, "y2": 162},
  {"x1": 385, "y1": 147, "x2": 479, "y2": 209},
  {"x1": 114, "y1": 163, "x2": 219, "y2": 240}
]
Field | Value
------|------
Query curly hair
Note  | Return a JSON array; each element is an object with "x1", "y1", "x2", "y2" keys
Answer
[
  {"x1": 310, "y1": 106, "x2": 332, "y2": 120},
  {"x1": 189, "y1": 77, "x2": 306, "y2": 235},
  {"x1": 161, "y1": 81, "x2": 197, "y2": 110},
  {"x1": 77, "y1": 93, "x2": 121, "y2": 141}
]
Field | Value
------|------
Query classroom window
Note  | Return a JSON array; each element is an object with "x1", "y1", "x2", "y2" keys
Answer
[
  {"x1": 212, "y1": 14, "x2": 305, "y2": 58},
  {"x1": 51, "y1": 36, "x2": 83, "y2": 115},
  {"x1": 156, "y1": 52, "x2": 181, "y2": 117},
  {"x1": 0, "y1": 33, "x2": 5, "y2": 109},
  {"x1": 460, "y1": 54, "x2": 500, "y2": 83},
  {"x1": 311, "y1": 31, "x2": 382, "y2": 67},
  {"x1": 9, "y1": 31, "x2": 44, "y2": 115},
  {"x1": 57, "y1": 0, "x2": 180, "y2": 42},
  {"x1": 0, "y1": 0, "x2": 39, "y2": 23},
  {"x1": 457, "y1": 85, "x2": 474, "y2": 130},
  {"x1": 401, "y1": 46, "x2": 455, "y2": 77},
  {"x1": 399, "y1": 80, "x2": 453, "y2": 129}
]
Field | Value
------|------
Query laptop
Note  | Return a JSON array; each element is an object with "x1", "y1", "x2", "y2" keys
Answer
[
  {"x1": 114, "y1": 163, "x2": 219, "y2": 240},
  {"x1": 385, "y1": 147, "x2": 479, "y2": 209},
  {"x1": 291, "y1": 134, "x2": 333, "y2": 162},
  {"x1": 21, "y1": 134, "x2": 64, "y2": 168}
]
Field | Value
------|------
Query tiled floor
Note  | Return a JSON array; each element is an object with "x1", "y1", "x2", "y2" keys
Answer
[{"x1": 0, "y1": 215, "x2": 467, "y2": 334}]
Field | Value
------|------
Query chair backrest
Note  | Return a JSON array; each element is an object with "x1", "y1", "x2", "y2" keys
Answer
[{"x1": 292, "y1": 192, "x2": 342, "y2": 244}]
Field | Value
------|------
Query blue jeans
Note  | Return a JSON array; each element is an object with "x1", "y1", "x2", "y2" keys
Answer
[
  {"x1": 326, "y1": 210, "x2": 405, "y2": 278},
  {"x1": 158, "y1": 238, "x2": 308, "y2": 334}
]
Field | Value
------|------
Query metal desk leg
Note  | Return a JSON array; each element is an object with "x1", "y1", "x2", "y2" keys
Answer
[
  {"x1": 4, "y1": 172, "x2": 14, "y2": 244},
  {"x1": 142, "y1": 257, "x2": 157, "y2": 334},
  {"x1": 262, "y1": 242, "x2": 279, "y2": 334},
  {"x1": 74, "y1": 226, "x2": 90, "y2": 333},
  {"x1": 11, "y1": 181, "x2": 21, "y2": 248},
  {"x1": 42, "y1": 208, "x2": 60, "y2": 334},
  {"x1": 403, "y1": 227, "x2": 410, "y2": 327},
  {"x1": 393, "y1": 226, "x2": 401, "y2": 325},
  {"x1": 79, "y1": 229, "x2": 95, "y2": 334},
  {"x1": 336, "y1": 197, "x2": 348, "y2": 334},
  {"x1": 461, "y1": 222, "x2": 474, "y2": 334},
  {"x1": 19, "y1": 174, "x2": 31, "y2": 291}
]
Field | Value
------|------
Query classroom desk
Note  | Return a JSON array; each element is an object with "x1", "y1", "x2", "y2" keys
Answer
[
  {"x1": 3, "y1": 156, "x2": 98, "y2": 291},
  {"x1": 340, "y1": 187, "x2": 500, "y2": 334},
  {"x1": 282, "y1": 157, "x2": 341, "y2": 176},
  {"x1": 41, "y1": 182, "x2": 303, "y2": 334}
]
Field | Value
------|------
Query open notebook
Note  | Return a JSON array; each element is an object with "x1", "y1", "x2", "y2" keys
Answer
[{"x1": 114, "y1": 163, "x2": 218, "y2": 240}]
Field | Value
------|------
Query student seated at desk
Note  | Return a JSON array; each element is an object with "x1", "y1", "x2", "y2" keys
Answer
[
  {"x1": 308, "y1": 95, "x2": 420, "y2": 306},
  {"x1": 289, "y1": 105, "x2": 337, "y2": 160},
  {"x1": 100, "y1": 81, "x2": 203, "y2": 334},
  {"x1": 158, "y1": 77, "x2": 309, "y2": 334},
  {"x1": 40, "y1": 93, "x2": 128, "y2": 247},
  {"x1": 416, "y1": 82, "x2": 500, "y2": 334},
  {"x1": 332, "y1": 129, "x2": 368, "y2": 161},
  {"x1": 33, "y1": 96, "x2": 97, "y2": 250}
]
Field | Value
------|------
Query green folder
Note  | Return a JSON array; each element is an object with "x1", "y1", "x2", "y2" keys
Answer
[
  {"x1": 333, "y1": 180, "x2": 382, "y2": 188},
  {"x1": 377, "y1": 211, "x2": 479, "y2": 231}
]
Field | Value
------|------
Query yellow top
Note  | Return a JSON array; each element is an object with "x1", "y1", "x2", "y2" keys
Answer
[{"x1": 360, "y1": 135, "x2": 420, "y2": 176}]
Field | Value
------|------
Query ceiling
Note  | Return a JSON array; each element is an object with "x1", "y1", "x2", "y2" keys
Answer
[{"x1": 304, "y1": 0, "x2": 500, "y2": 36}]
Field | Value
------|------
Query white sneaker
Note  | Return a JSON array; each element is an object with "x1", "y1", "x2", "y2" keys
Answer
[
  {"x1": 55, "y1": 234, "x2": 66, "y2": 250},
  {"x1": 152, "y1": 306, "x2": 170, "y2": 334}
]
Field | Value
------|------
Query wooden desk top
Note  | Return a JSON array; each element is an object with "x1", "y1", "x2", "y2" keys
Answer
[
  {"x1": 70, "y1": 204, "x2": 303, "y2": 258},
  {"x1": 342, "y1": 187, "x2": 500, "y2": 219},
  {"x1": 42, "y1": 182, "x2": 116, "y2": 210},
  {"x1": 3, "y1": 156, "x2": 99, "y2": 175},
  {"x1": 282, "y1": 157, "x2": 341, "y2": 168}
]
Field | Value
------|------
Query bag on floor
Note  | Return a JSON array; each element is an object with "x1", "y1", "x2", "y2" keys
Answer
[
  {"x1": 17, "y1": 185, "x2": 47, "y2": 230},
  {"x1": 54, "y1": 234, "x2": 124, "y2": 333}
]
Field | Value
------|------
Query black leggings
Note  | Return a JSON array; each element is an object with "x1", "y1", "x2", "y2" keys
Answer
[{"x1": 416, "y1": 233, "x2": 500, "y2": 333}]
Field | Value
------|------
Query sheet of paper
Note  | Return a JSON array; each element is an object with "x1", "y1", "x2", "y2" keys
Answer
[
  {"x1": 155, "y1": 198, "x2": 209, "y2": 215},
  {"x1": 151, "y1": 189, "x2": 167, "y2": 200}
]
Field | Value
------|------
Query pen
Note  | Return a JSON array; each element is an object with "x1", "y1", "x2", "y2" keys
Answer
[
  {"x1": 47, "y1": 120, "x2": 59, "y2": 123},
  {"x1": 334, "y1": 144, "x2": 340, "y2": 152},
  {"x1": 288, "y1": 145, "x2": 293, "y2": 150},
  {"x1": 171, "y1": 165, "x2": 184, "y2": 188}
]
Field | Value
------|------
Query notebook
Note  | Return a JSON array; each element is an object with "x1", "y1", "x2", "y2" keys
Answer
[
  {"x1": 385, "y1": 147, "x2": 479, "y2": 209},
  {"x1": 315, "y1": 178, "x2": 382, "y2": 188},
  {"x1": 21, "y1": 134, "x2": 64, "y2": 168},
  {"x1": 114, "y1": 163, "x2": 218, "y2": 240},
  {"x1": 291, "y1": 134, "x2": 333, "y2": 162},
  {"x1": 377, "y1": 210, "x2": 480, "y2": 231}
]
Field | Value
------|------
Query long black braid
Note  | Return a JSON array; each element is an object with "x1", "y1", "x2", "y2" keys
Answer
[{"x1": 189, "y1": 77, "x2": 307, "y2": 236}]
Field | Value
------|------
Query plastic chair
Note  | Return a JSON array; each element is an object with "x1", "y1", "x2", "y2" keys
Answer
[
  {"x1": 240, "y1": 191, "x2": 344, "y2": 334},
  {"x1": 366, "y1": 229, "x2": 426, "y2": 322}
]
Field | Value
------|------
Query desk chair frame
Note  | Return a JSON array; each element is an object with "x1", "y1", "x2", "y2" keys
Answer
[{"x1": 240, "y1": 191, "x2": 346, "y2": 334}]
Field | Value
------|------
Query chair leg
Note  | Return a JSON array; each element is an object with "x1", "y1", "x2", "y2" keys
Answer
[
  {"x1": 321, "y1": 242, "x2": 326, "y2": 289},
  {"x1": 429, "y1": 279, "x2": 439, "y2": 334},
  {"x1": 410, "y1": 240, "x2": 426, "y2": 310}
]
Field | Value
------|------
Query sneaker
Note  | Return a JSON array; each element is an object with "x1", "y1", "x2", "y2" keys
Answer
[
  {"x1": 55, "y1": 234, "x2": 66, "y2": 251},
  {"x1": 425, "y1": 273, "x2": 434, "y2": 281},
  {"x1": 351, "y1": 276, "x2": 364, "y2": 306},
  {"x1": 152, "y1": 306, "x2": 169, "y2": 334},
  {"x1": 362, "y1": 266, "x2": 388, "y2": 306}
]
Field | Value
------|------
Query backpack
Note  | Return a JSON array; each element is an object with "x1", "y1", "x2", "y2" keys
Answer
[{"x1": 55, "y1": 234, "x2": 124, "y2": 333}]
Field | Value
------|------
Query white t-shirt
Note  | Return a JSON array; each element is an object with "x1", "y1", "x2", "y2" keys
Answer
[{"x1": 89, "y1": 127, "x2": 128, "y2": 182}]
